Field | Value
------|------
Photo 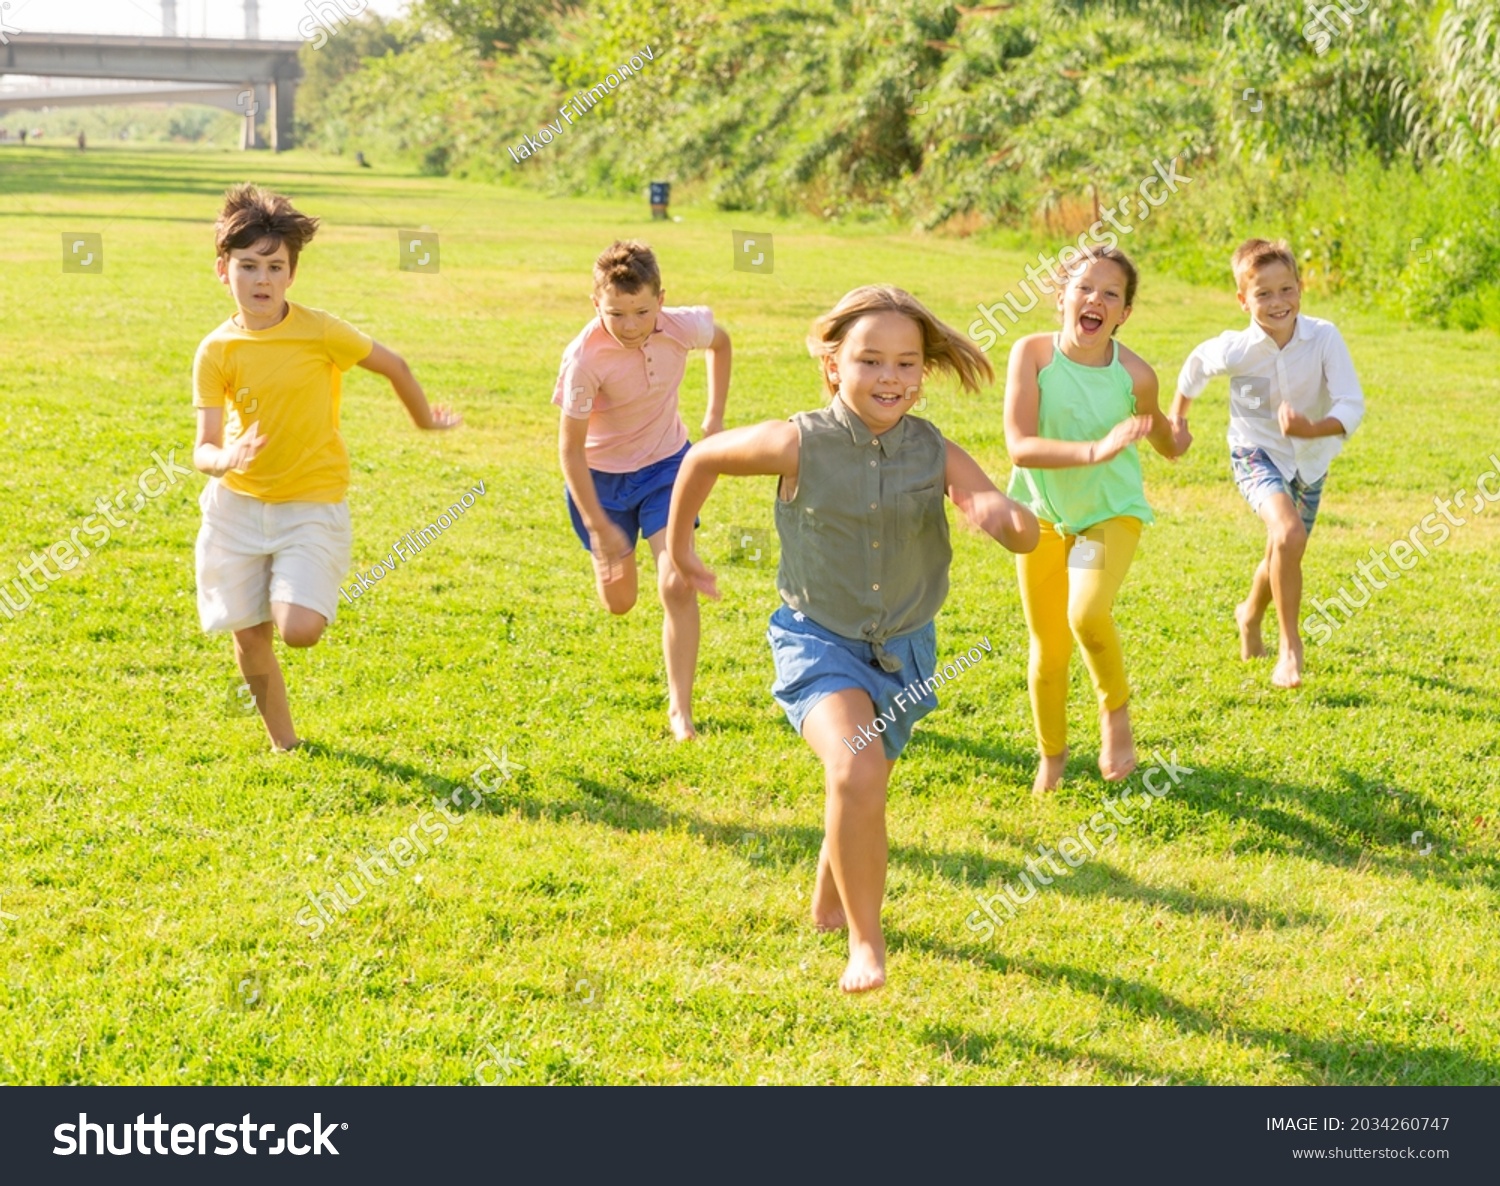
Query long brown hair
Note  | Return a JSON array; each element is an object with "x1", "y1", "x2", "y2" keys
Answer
[{"x1": 807, "y1": 285, "x2": 994, "y2": 398}]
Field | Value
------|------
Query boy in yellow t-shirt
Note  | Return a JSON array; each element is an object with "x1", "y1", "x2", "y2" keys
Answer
[{"x1": 192, "y1": 183, "x2": 460, "y2": 750}]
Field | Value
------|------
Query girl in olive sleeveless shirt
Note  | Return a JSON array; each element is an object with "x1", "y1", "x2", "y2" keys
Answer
[
  {"x1": 1003, "y1": 247, "x2": 1183, "y2": 792},
  {"x1": 667, "y1": 286, "x2": 1038, "y2": 993}
]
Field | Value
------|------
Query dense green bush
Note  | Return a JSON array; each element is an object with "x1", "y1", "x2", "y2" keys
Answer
[{"x1": 295, "y1": 0, "x2": 1500, "y2": 328}]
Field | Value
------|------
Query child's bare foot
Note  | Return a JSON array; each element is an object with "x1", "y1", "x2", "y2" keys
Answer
[
  {"x1": 1236, "y1": 601, "x2": 1267, "y2": 659},
  {"x1": 668, "y1": 708, "x2": 697, "y2": 741},
  {"x1": 811, "y1": 846, "x2": 847, "y2": 932},
  {"x1": 839, "y1": 937, "x2": 886, "y2": 993},
  {"x1": 1272, "y1": 642, "x2": 1304, "y2": 688},
  {"x1": 1032, "y1": 749, "x2": 1068, "y2": 792},
  {"x1": 1099, "y1": 705, "x2": 1136, "y2": 781},
  {"x1": 272, "y1": 737, "x2": 303, "y2": 753}
]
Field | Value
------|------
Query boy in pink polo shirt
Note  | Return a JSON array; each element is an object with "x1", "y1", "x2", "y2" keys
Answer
[{"x1": 554, "y1": 240, "x2": 732, "y2": 740}]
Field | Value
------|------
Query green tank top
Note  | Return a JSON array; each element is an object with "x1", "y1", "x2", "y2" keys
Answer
[
  {"x1": 775, "y1": 396, "x2": 950, "y2": 672},
  {"x1": 1006, "y1": 336, "x2": 1154, "y2": 534}
]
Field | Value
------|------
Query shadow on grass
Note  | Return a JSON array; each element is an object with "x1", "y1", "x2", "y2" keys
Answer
[{"x1": 906, "y1": 939, "x2": 1500, "y2": 1085}]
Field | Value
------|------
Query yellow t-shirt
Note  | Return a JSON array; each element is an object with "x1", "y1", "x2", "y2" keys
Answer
[{"x1": 192, "y1": 302, "x2": 373, "y2": 503}]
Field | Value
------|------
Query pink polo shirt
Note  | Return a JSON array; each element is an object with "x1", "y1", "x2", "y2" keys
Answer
[{"x1": 552, "y1": 305, "x2": 716, "y2": 473}]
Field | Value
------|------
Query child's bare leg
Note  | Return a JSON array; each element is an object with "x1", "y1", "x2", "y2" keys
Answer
[
  {"x1": 647, "y1": 529, "x2": 698, "y2": 741},
  {"x1": 1099, "y1": 704, "x2": 1135, "y2": 782},
  {"x1": 811, "y1": 839, "x2": 846, "y2": 931},
  {"x1": 1237, "y1": 541, "x2": 1271, "y2": 660},
  {"x1": 271, "y1": 601, "x2": 329, "y2": 648},
  {"x1": 802, "y1": 690, "x2": 892, "y2": 993},
  {"x1": 591, "y1": 546, "x2": 639, "y2": 616},
  {"x1": 1034, "y1": 749, "x2": 1068, "y2": 793},
  {"x1": 1256, "y1": 496, "x2": 1308, "y2": 687},
  {"x1": 812, "y1": 752, "x2": 898, "y2": 931},
  {"x1": 233, "y1": 622, "x2": 298, "y2": 750}
]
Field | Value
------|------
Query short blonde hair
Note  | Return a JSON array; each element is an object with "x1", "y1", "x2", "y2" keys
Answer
[
  {"x1": 1231, "y1": 238, "x2": 1299, "y2": 292},
  {"x1": 806, "y1": 285, "x2": 993, "y2": 398}
]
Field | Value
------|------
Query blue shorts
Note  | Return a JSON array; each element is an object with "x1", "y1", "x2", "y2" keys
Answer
[
  {"x1": 1230, "y1": 446, "x2": 1325, "y2": 535},
  {"x1": 564, "y1": 441, "x2": 695, "y2": 550},
  {"x1": 767, "y1": 604, "x2": 938, "y2": 761}
]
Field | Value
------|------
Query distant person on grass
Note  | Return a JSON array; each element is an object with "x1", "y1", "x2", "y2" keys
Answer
[
  {"x1": 553, "y1": 239, "x2": 732, "y2": 741},
  {"x1": 191, "y1": 183, "x2": 460, "y2": 751},
  {"x1": 1169, "y1": 238, "x2": 1364, "y2": 688},
  {"x1": 667, "y1": 286, "x2": 1038, "y2": 992},
  {"x1": 1004, "y1": 246, "x2": 1182, "y2": 792}
]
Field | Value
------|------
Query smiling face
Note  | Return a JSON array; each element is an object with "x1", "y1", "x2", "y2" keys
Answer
[
  {"x1": 217, "y1": 236, "x2": 294, "y2": 328},
  {"x1": 826, "y1": 310, "x2": 926, "y2": 434},
  {"x1": 593, "y1": 282, "x2": 664, "y2": 350},
  {"x1": 1238, "y1": 260, "x2": 1301, "y2": 343},
  {"x1": 1058, "y1": 256, "x2": 1132, "y2": 347}
]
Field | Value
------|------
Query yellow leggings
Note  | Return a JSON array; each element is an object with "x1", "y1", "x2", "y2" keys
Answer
[{"x1": 1015, "y1": 516, "x2": 1142, "y2": 756}]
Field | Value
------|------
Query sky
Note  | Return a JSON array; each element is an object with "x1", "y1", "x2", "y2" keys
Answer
[{"x1": 3, "y1": 0, "x2": 411, "y2": 40}]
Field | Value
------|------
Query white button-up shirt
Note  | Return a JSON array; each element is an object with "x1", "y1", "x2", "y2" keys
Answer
[{"x1": 1176, "y1": 314, "x2": 1364, "y2": 483}]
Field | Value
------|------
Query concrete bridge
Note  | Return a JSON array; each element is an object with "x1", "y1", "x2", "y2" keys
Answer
[{"x1": 0, "y1": 32, "x2": 303, "y2": 149}]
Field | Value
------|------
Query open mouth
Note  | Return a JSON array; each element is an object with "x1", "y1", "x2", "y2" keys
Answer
[
  {"x1": 1079, "y1": 311, "x2": 1104, "y2": 334},
  {"x1": 872, "y1": 392, "x2": 903, "y2": 408}
]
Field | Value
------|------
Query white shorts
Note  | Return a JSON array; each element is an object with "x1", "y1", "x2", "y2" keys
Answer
[{"x1": 195, "y1": 480, "x2": 352, "y2": 633}]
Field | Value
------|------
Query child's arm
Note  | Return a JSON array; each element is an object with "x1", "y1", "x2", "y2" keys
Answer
[
  {"x1": 1166, "y1": 391, "x2": 1194, "y2": 456},
  {"x1": 1005, "y1": 335, "x2": 1151, "y2": 469},
  {"x1": 1120, "y1": 349, "x2": 1181, "y2": 461},
  {"x1": 1280, "y1": 330, "x2": 1363, "y2": 439},
  {"x1": 1168, "y1": 335, "x2": 1231, "y2": 456},
  {"x1": 558, "y1": 412, "x2": 633, "y2": 583},
  {"x1": 701, "y1": 325, "x2": 732, "y2": 438},
  {"x1": 944, "y1": 442, "x2": 1039, "y2": 553},
  {"x1": 359, "y1": 343, "x2": 461, "y2": 430},
  {"x1": 667, "y1": 420, "x2": 799, "y2": 600},
  {"x1": 1277, "y1": 404, "x2": 1347, "y2": 438},
  {"x1": 192, "y1": 407, "x2": 266, "y2": 479}
]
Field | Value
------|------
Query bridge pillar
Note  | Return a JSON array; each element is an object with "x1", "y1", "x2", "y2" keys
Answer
[
  {"x1": 239, "y1": 81, "x2": 271, "y2": 150},
  {"x1": 270, "y1": 73, "x2": 297, "y2": 152}
]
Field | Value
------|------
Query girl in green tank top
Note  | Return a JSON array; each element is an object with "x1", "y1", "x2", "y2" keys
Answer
[{"x1": 1003, "y1": 247, "x2": 1184, "y2": 792}]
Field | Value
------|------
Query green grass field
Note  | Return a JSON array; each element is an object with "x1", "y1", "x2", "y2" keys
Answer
[{"x1": 1, "y1": 145, "x2": 1497, "y2": 1084}]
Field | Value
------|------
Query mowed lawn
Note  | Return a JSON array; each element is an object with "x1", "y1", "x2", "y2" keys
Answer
[{"x1": 1, "y1": 145, "x2": 1497, "y2": 1085}]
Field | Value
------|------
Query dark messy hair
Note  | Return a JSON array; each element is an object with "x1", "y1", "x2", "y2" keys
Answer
[
  {"x1": 592, "y1": 239, "x2": 663, "y2": 296},
  {"x1": 214, "y1": 183, "x2": 320, "y2": 272}
]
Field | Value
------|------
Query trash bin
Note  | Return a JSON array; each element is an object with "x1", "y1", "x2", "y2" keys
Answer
[{"x1": 650, "y1": 181, "x2": 670, "y2": 220}]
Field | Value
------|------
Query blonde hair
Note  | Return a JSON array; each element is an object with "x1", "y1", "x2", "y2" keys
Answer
[
  {"x1": 806, "y1": 285, "x2": 993, "y2": 398},
  {"x1": 1231, "y1": 238, "x2": 1300, "y2": 292}
]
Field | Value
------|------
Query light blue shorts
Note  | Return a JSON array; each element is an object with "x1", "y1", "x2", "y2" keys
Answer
[
  {"x1": 1230, "y1": 446, "x2": 1325, "y2": 535},
  {"x1": 767, "y1": 605, "x2": 938, "y2": 760}
]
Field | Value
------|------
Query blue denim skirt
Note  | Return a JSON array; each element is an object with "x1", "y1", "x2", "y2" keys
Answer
[{"x1": 767, "y1": 604, "x2": 939, "y2": 760}]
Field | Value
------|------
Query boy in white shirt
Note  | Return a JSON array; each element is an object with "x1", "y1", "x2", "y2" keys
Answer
[{"x1": 1169, "y1": 238, "x2": 1364, "y2": 688}]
